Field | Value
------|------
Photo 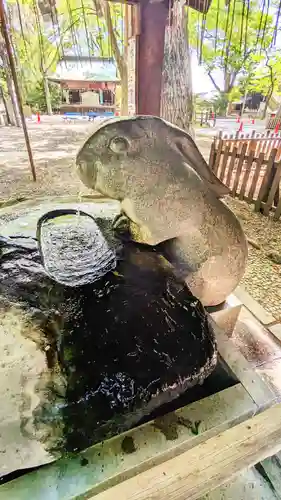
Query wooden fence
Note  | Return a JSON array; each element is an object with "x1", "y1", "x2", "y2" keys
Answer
[
  {"x1": 209, "y1": 132, "x2": 281, "y2": 220},
  {"x1": 266, "y1": 115, "x2": 281, "y2": 130},
  {"x1": 217, "y1": 130, "x2": 281, "y2": 160}
]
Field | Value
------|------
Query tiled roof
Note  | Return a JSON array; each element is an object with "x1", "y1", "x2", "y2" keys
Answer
[{"x1": 50, "y1": 57, "x2": 119, "y2": 82}]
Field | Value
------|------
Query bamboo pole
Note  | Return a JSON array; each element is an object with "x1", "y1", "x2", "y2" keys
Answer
[{"x1": 0, "y1": 0, "x2": 36, "y2": 181}]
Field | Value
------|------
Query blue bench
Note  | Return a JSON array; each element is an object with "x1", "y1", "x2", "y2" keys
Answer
[
  {"x1": 87, "y1": 111, "x2": 115, "y2": 121},
  {"x1": 63, "y1": 112, "x2": 82, "y2": 122},
  {"x1": 63, "y1": 111, "x2": 115, "y2": 122}
]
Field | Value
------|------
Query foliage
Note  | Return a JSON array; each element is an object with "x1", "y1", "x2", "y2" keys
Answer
[
  {"x1": 195, "y1": 92, "x2": 229, "y2": 115},
  {"x1": 26, "y1": 80, "x2": 61, "y2": 112},
  {"x1": 4, "y1": 0, "x2": 125, "y2": 113},
  {"x1": 244, "y1": 55, "x2": 281, "y2": 97},
  {"x1": 188, "y1": 0, "x2": 275, "y2": 104},
  {"x1": 228, "y1": 86, "x2": 242, "y2": 103}
]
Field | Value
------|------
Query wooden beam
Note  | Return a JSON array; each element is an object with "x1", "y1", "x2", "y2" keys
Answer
[
  {"x1": 108, "y1": 0, "x2": 212, "y2": 14},
  {"x1": 211, "y1": 317, "x2": 277, "y2": 410},
  {"x1": 93, "y1": 403, "x2": 281, "y2": 500},
  {"x1": 136, "y1": 0, "x2": 168, "y2": 115}
]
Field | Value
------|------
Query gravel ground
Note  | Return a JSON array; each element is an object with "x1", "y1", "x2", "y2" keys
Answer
[
  {"x1": 225, "y1": 197, "x2": 281, "y2": 320},
  {"x1": 1, "y1": 119, "x2": 281, "y2": 319},
  {"x1": 0, "y1": 117, "x2": 93, "y2": 204}
]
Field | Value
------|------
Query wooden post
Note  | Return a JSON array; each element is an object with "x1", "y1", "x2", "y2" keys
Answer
[
  {"x1": 0, "y1": 0, "x2": 36, "y2": 181},
  {"x1": 136, "y1": 0, "x2": 168, "y2": 116}
]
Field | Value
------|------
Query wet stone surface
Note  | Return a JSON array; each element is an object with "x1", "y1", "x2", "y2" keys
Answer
[{"x1": 0, "y1": 201, "x2": 217, "y2": 458}]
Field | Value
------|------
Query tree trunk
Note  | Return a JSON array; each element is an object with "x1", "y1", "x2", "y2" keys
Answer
[
  {"x1": 6, "y1": 72, "x2": 20, "y2": 126},
  {"x1": 99, "y1": 0, "x2": 128, "y2": 115},
  {"x1": 43, "y1": 74, "x2": 52, "y2": 115},
  {"x1": 275, "y1": 103, "x2": 281, "y2": 120},
  {"x1": 0, "y1": 83, "x2": 12, "y2": 125},
  {"x1": 241, "y1": 89, "x2": 248, "y2": 118},
  {"x1": 0, "y1": 46, "x2": 20, "y2": 126},
  {"x1": 262, "y1": 89, "x2": 273, "y2": 120},
  {"x1": 161, "y1": 1, "x2": 193, "y2": 134}
]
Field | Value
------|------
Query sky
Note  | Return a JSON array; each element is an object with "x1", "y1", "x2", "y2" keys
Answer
[
  {"x1": 191, "y1": 53, "x2": 217, "y2": 95},
  {"x1": 191, "y1": 52, "x2": 225, "y2": 95}
]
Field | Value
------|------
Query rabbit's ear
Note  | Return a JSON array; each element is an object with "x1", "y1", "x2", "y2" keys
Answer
[{"x1": 173, "y1": 134, "x2": 230, "y2": 198}]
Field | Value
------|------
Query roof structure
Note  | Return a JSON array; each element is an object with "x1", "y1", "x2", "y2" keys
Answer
[
  {"x1": 48, "y1": 56, "x2": 120, "y2": 83},
  {"x1": 107, "y1": 0, "x2": 212, "y2": 14}
]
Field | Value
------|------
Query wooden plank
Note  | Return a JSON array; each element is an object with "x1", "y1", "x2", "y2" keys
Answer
[
  {"x1": 213, "y1": 139, "x2": 223, "y2": 175},
  {"x1": 211, "y1": 305, "x2": 242, "y2": 338},
  {"x1": 255, "y1": 149, "x2": 277, "y2": 212},
  {"x1": 205, "y1": 466, "x2": 281, "y2": 500},
  {"x1": 239, "y1": 150, "x2": 255, "y2": 200},
  {"x1": 218, "y1": 144, "x2": 230, "y2": 182},
  {"x1": 208, "y1": 141, "x2": 216, "y2": 170},
  {"x1": 234, "y1": 285, "x2": 275, "y2": 326},
  {"x1": 219, "y1": 137, "x2": 279, "y2": 145},
  {"x1": 263, "y1": 161, "x2": 281, "y2": 216},
  {"x1": 210, "y1": 318, "x2": 276, "y2": 409},
  {"x1": 247, "y1": 152, "x2": 265, "y2": 202},
  {"x1": 0, "y1": 385, "x2": 256, "y2": 500},
  {"x1": 226, "y1": 147, "x2": 237, "y2": 188},
  {"x1": 93, "y1": 403, "x2": 281, "y2": 500},
  {"x1": 232, "y1": 143, "x2": 248, "y2": 197},
  {"x1": 259, "y1": 456, "x2": 281, "y2": 500},
  {"x1": 274, "y1": 195, "x2": 281, "y2": 220}
]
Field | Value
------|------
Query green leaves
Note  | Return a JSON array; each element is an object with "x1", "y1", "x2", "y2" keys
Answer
[
  {"x1": 5, "y1": 0, "x2": 124, "y2": 108},
  {"x1": 188, "y1": 0, "x2": 277, "y2": 95}
]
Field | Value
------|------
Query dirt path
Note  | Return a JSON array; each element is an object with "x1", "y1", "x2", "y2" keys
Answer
[
  {"x1": 0, "y1": 118, "x2": 93, "y2": 203},
  {"x1": 1, "y1": 120, "x2": 281, "y2": 319}
]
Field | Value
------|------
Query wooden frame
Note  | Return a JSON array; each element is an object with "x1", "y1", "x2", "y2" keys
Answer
[
  {"x1": 93, "y1": 403, "x2": 281, "y2": 500},
  {"x1": 0, "y1": 304, "x2": 277, "y2": 499}
]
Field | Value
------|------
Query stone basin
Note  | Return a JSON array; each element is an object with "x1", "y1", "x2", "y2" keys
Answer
[{"x1": 0, "y1": 196, "x2": 217, "y2": 476}]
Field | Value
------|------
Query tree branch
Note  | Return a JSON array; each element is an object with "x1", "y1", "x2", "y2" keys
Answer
[
  {"x1": 96, "y1": 0, "x2": 125, "y2": 79},
  {"x1": 228, "y1": 49, "x2": 254, "y2": 91},
  {"x1": 207, "y1": 71, "x2": 222, "y2": 93}
]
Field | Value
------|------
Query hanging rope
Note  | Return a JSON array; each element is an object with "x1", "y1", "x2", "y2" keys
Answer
[
  {"x1": 81, "y1": 0, "x2": 91, "y2": 61},
  {"x1": 32, "y1": 0, "x2": 45, "y2": 72},
  {"x1": 47, "y1": 0, "x2": 62, "y2": 63},
  {"x1": 244, "y1": 0, "x2": 250, "y2": 57},
  {"x1": 221, "y1": 0, "x2": 231, "y2": 60},
  {"x1": 225, "y1": 0, "x2": 236, "y2": 71},
  {"x1": 260, "y1": 0, "x2": 269, "y2": 52},
  {"x1": 240, "y1": 0, "x2": 245, "y2": 54},
  {"x1": 93, "y1": 0, "x2": 104, "y2": 57},
  {"x1": 196, "y1": 10, "x2": 200, "y2": 58},
  {"x1": 272, "y1": 0, "x2": 281, "y2": 47},
  {"x1": 214, "y1": 0, "x2": 220, "y2": 52},
  {"x1": 15, "y1": 0, "x2": 28, "y2": 60},
  {"x1": 53, "y1": 0, "x2": 66, "y2": 65},
  {"x1": 256, "y1": 0, "x2": 266, "y2": 51},
  {"x1": 65, "y1": 0, "x2": 80, "y2": 61},
  {"x1": 199, "y1": 0, "x2": 207, "y2": 64},
  {"x1": 199, "y1": 13, "x2": 207, "y2": 64}
]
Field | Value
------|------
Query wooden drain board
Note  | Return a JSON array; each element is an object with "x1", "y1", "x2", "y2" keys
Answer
[{"x1": 0, "y1": 298, "x2": 281, "y2": 500}]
